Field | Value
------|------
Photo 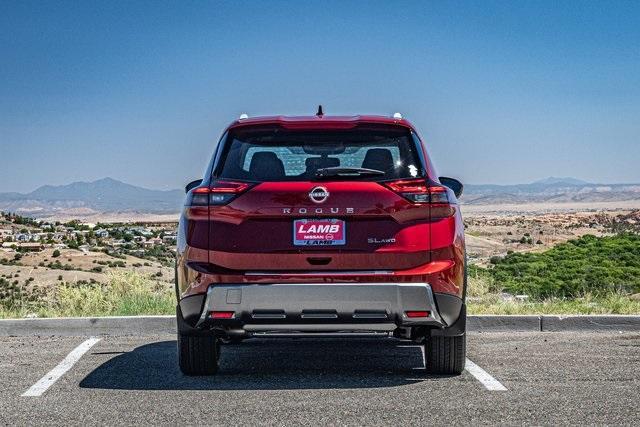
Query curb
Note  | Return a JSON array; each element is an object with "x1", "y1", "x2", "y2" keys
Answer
[
  {"x1": 0, "y1": 315, "x2": 639, "y2": 336},
  {"x1": 0, "y1": 316, "x2": 176, "y2": 337},
  {"x1": 540, "y1": 315, "x2": 640, "y2": 332},
  {"x1": 468, "y1": 315, "x2": 541, "y2": 332}
]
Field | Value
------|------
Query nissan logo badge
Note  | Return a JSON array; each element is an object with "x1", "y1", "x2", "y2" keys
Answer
[{"x1": 309, "y1": 186, "x2": 330, "y2": 203}]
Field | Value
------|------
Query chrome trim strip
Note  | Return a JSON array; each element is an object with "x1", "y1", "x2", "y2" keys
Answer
[
  {"x1": 251, "y1": 332, "x2": 390, "y2": 338},
  {"x1": 301, "y1": 313, "x2": 338, "y2": 319},
  {"x1": 244, "y1": 270, "x2": 393, "y2": 276},
  {"x1": 244, "y1": 323, "x2": 397, "y2": 332}
]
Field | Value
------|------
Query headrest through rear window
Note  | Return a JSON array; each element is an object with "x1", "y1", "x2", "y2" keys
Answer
[
  {"x1": 362, "y1": 148, "x2": 395, "y2": 175},
  {"x1": 249, "y1": 152, "x2": 285, "y2": 180}
]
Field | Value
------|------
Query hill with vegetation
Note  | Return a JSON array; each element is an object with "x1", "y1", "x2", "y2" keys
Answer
[{"x1": 472, "y1": 233, "x2": 640, "y2": 300}]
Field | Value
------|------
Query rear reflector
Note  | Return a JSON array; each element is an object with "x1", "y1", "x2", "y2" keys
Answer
[
  {"x1": 210, "y1": 311, "x2": 235, "y2": 319},
  {"x1": 405, "y1": 311, "x2": 430, "y2": 318}
]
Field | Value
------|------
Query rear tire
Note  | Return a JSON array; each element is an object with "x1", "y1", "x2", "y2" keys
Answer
[
  {"x1": 177, "y1": 333, "x2": 219, "y2": 376},
  {"x1": 424, "y1": 334, "x2": 466, "y2": 375}
]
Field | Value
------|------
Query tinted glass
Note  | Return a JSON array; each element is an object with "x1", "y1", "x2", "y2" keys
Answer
[{"x1": 216, "y1": 127, "x2": 424, "y2": 182}]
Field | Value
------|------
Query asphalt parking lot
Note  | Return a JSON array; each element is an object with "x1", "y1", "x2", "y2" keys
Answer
[{"x1": 1, "y1": 332, "x2": 638, "y2": 425}]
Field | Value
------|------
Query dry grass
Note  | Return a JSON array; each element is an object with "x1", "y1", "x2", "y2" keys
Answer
[
  {"x1": 1, "y1": 269, "x2": 638, "y2": 319},
  {"x1": 0, "y1": 271, "x2": 174, "y2": 319},
  {"x1": 466, "y1": 272, "x2": 640, "y2": 315}
]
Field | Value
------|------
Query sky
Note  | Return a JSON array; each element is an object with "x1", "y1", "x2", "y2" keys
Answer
[{"x1": 1, "y1": 0, "x2": 639, "y2": 193}]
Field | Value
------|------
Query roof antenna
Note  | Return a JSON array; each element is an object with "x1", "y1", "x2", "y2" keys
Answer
[{"x1": 316, "y1": 105, "x2": 324, "y2": 117}]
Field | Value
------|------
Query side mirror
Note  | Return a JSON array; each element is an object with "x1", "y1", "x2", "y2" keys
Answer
[
  {"x1": 185, "y1": 179, "x2": 203, "y2": 193},
  {"x1": 439, "y1": 177, "x2": 463, "y2": 198}
]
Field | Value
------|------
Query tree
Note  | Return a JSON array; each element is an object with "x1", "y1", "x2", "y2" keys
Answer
[{"x1": 52, "y1": 249, "x2": 61, "y2": 258}]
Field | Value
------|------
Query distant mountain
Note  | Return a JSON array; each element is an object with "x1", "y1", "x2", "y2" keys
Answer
[
  {"x1": 463, "y1": 177, "x2": 640, "y2": 205},
  {"x1": 0, "y1": 178, "x2": 184, "y2": 218},
  {"x1": 532, "y1": 177, "x2": 590, "y2": 186},
  {"x1": 1, "y1": 176, "x2": 638, "y2": 219}
]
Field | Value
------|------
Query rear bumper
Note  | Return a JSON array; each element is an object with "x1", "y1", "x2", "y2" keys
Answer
[{"x1": 188, "y1": 282, "x2": 460, "y2": 334}]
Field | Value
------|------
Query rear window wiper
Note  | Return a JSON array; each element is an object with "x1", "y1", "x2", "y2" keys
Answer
[{"x1": 315, "y1": 167, "x2": 385, "y2": 179}]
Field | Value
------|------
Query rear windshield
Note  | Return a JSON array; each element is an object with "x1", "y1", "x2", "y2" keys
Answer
[{"x1": 215, "y1": 126, "x2": 425, "y2": 182}]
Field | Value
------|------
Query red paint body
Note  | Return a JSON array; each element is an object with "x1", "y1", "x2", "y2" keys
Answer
[{"x1": 176, "y1": 115, "x2": 465, "y2": 302}]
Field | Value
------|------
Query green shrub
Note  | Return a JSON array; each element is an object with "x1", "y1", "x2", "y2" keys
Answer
[
  {"x1": 47, "y1": 261, "x2": 76, "y2": 271},
  {"x1": 490, "y1": 233, "x2": 640, "y2": 298}
]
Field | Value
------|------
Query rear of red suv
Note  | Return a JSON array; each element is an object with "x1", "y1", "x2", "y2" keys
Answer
[{"x1": 176, "y1": 114, "x2": 466, "y2": 375}]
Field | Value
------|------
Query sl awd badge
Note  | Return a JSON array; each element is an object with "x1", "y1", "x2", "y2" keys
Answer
[{"x1": 309, "y1": 186, "x2": 329, "y2": 203}]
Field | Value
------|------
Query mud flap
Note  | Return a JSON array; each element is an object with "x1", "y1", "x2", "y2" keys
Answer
[
  {"x1": 431, "y1": 304, "x2": 466, "y2": 337},
  {"x1": 177, "y1": 302, "x2": 215, "y2": 337}
]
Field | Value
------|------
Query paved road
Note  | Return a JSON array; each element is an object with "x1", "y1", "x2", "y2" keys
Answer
[{"x1": 1, "y1": 332, "x2": 638, "y2": 425}]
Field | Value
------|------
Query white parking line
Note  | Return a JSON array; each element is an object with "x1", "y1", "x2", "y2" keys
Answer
[
  {"x1": 465, "y1": 358, "x2": 508, "y2": 391},
  {"x1": 399, "y1": 346, "x2": 507, "y2": 390},
  {"x1": 21, "y1": 337, "x2": 101, "y2": 397}
]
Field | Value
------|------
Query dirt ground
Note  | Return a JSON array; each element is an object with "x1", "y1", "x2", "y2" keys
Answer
[
  {"x1": 460, "y1": 199, "x2": 640, "y2": 216},
  {"x1": 0, "y1": 247, "x2": 173, "y2": 289},
  {"x1": 463, "y1": 208, "x2": 640, "y2": 263}
]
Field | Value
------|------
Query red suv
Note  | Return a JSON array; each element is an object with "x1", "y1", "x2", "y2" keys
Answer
[{"x1": 176, "y1": 112, "x2": 466, "y2": 375}]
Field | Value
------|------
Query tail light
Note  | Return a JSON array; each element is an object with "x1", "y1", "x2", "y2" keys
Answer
[
  {"x1": 186, "y1": 180, "x2": 253, "y2": 206},
  {"x1": 384, "y1": 179, "x2": 456, "y2": 218}
]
